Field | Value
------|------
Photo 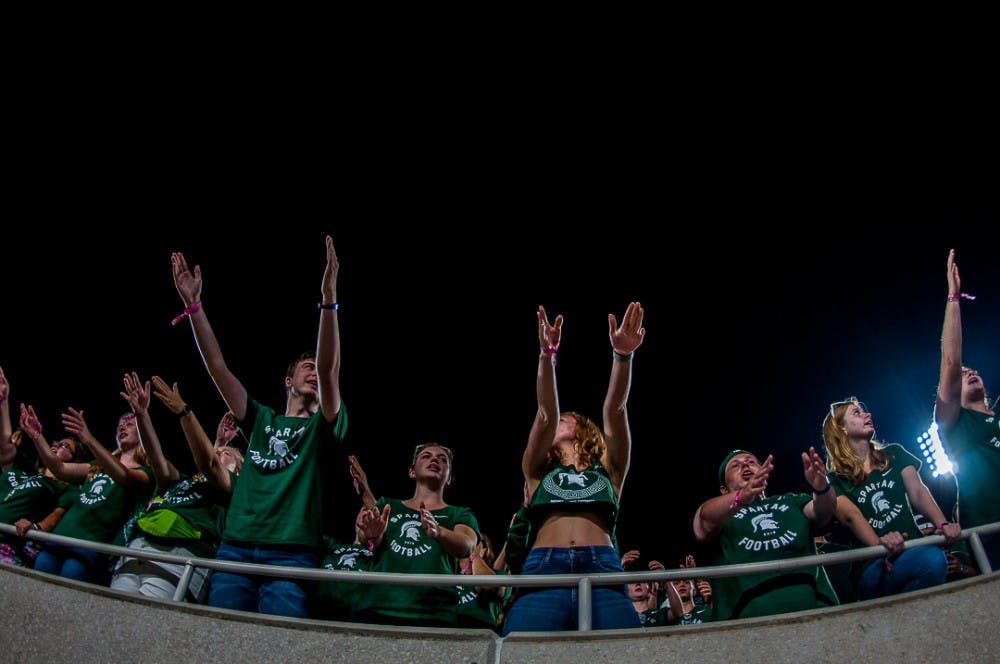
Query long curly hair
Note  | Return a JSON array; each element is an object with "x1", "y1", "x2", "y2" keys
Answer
[
  {"x1": 549, "y1": 411, "x2": 606, "y2": 469},
  {"x1": 823, "y1": 398, "x2": 889, "y2": 486}
]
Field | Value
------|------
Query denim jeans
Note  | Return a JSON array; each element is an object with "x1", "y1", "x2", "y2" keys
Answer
[
  {"x1": 34, "y1": 544, "x2": 110, "y2": 585},
  {"x1": 207, "y1": 542, "x2": 318, "y2": 618},
  {"x1": 502, "y1": 546, "x2": 641, "y2": 634},
  {"x1": 859, "y1": 545, "x2": 947, "y2": 599}
]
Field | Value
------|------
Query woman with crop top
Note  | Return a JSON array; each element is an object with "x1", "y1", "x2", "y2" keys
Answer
[{"x1": 502, "y1": 302, "x2": 646, "y2": 633}]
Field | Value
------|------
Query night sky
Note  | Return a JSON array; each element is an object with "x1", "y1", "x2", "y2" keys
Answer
[{"x1": 5, "y1": 217, "x2": 996, "y2": 567}]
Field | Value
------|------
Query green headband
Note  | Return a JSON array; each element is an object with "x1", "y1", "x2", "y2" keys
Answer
[{"x1": 718, "y1": 449, "x2": 753, "y2": 486}]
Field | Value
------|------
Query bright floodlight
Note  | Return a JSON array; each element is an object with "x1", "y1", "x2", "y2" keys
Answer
[{"x1": 917, "y1": 422, "x2": 954, "y2": 477}]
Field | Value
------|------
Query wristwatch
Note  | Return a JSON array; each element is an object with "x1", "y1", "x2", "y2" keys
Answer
[{"x1": 178, "y1": 404, "x2": 192, "y2": 417}]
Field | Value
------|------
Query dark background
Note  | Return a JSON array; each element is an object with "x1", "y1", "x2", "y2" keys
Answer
[{"x1": 3, "y1": 212, "x2": 996, "y2": 567}]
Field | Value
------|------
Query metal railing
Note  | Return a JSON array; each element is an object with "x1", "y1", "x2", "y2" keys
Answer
[{"x1": 2, "y1": 521, "x2": 996, "y2": 631}]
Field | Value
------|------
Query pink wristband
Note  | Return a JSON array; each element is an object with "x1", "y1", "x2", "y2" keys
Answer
[
  {"x1": 171, "y1": 301, "x2": 202, "y2": 326},
  {"x1": 730, "y1": 490, "x2": 742, "y2": 510},
  {"x1": 0, "y1": 396, "x2": 7, "y2": 402},
  {"x1": 947, "y1": 292, "x2": 976, "y2": 302},
  {"x1": 541, "y1": 342, "x2": 560, "y2": 355}
]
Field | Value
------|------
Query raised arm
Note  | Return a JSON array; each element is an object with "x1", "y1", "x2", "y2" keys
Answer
[
  {"x1": 603, "y1": 301, "x2": 646, "y2": 491},
  {"x1": 316, "y1": 235, "x2": 342, "y2": 422},
  {"x1": 171, "y1": 251, "x2": 248, "y2": 420},
  {"x1": 0, "y1": 367, "x2": 10, "y2": 446},
  {"x1": 348, "y1": 454, "x2": 377, "y2": 510},
  {"x1": 801, "y1": 447, "x2": 835, "y2": 526},
  {"x1": 693, "y1": 455, "x2": 772, "y2": 543},
  {"x1": 521, "y1": 306, "x2": 562, "y2": 490},
  {"x1": 935, "y1": 249, "x2": 964, "y2": 430},
  {"x1": 61, "y1": 407, "x2": 149, "y2": 490},
  {"x1": 121, "y1": 372, "x2": 178, "y2": 485},
  {"x1": 20, "y1": 404, "x2": 90, "y2": 483},
  {"x1": 151, "y1": 375, "x2": 232, "y2": 492}
]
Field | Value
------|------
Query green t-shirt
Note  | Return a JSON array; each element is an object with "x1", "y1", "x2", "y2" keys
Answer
[
  {"x1": 457, "y1": 583, "x2": 505, "y2": 631},
  {"x1": 316, "y1": 538, "x2": 375, "y2": 622},
  {"x1": 0, "y1": 469, "x2": 72, "y2": 525},
  {"x1": 675, "y1": 603, "x2": 713, "y2": 625},
  {"x1": 529, "y1": 461, "x2": 619, "y2": 531},
  {"x1": 707, "y1": 492, "x2": 836, "y2": 620},
  {"x1": 501, "y1": 504, "x2": 531, "y2": 574},
  {"x1": 829, "y1": 444, "x2": 924, "y2": 541},
  {"x1": 940, "y1": 407, "x2": 1000, "y2": 529},
  {"x1": 134, "y1": 474, "x2": 229, "y2": 558},
  {"x1": 226, "y1": 398, "x2": 348, "y2": 549},
  {"x1": 360, "y1": 497, "x2": 480, "y2": 626},
  {"x1": 53, "y1": 468, "x2": 154, "y2": 544}
]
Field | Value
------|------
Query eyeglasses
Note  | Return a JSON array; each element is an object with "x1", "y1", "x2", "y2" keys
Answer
[
  {"x1": 412, "y1": 443, "x2": 454, "y2": 465},
  {"x1": 51, "y1": 441, "x2": 73, "y2": 451},
  {"x1": 828, "y1": 397, "x2": 868, "y2": 422}
]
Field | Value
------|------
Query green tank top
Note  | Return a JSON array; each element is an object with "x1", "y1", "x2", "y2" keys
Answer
[{"x1": 529, "y1": 461, "x2": 619, "y2": 531}]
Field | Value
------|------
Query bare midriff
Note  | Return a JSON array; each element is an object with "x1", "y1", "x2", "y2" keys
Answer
[{"x1": 531, "y1": 510, "x2": 612, "y2": 548}]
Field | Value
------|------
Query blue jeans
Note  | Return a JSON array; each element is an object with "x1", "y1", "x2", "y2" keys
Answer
[
  {"x1": 34, "y1": 544, "x2": 110, "y2": 585},
  {"x1": 207, "y1": 542, "x2": 318, "y2": 618},
  {"x1": 502, "y1": 546, "x2": 641, "y2": 634},
  {"x1": 859, "y1": 546, "x2": 947, "y2": 600}
]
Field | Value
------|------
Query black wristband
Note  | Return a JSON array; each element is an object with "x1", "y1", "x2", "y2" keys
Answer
[
  {"x1": 317, "y1": 302, "x2": 339, "y2": 310},
  {"x1": 813, "y1": 481, "x2": 832, "y2": 495},
  {"x1": 613, "y1": 351, "x2": 633, "y2": 362},
  {"x1": 178, "y1": 404, "x2": 192, "y2": 417}
]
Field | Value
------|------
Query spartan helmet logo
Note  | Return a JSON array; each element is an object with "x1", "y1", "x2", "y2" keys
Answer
[
  {"x1": 267, "y1": 436, "x2": 289, "y2": 457},
  {"x1": 751, "y1": 512, "x2": 779, "y2": 533},
  {"x1": 338, "y1": 552, "x2": 359, "y2": 569},
  {"x1": 871, "y1": 491, "x2": 891, "y2": 513},
  {"x1": 89, "y1": 477, "x2": 110, "y2": 497},
  {"x1": 557, "y1": 472, "x2": 588, "y2": 487},
  {"x1": 399, "y1": 520, "x2": 423, "y2": 541}
]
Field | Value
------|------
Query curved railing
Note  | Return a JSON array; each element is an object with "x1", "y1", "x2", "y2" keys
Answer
[{"x1": 2, "y1": 520, "x2": 996, "y2": 631}]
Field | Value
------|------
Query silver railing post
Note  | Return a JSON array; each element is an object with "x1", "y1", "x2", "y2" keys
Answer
[
  {"x1": 172, "y1": 562, "x2": 196, "y2": 602},
  {"x1": 577, "y1": 576, "x2": 592, "y2": 631}
]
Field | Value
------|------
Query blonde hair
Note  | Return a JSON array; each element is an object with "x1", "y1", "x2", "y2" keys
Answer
[{"x1": 823, "y1": 398, "x2": 889, "y2": 486}]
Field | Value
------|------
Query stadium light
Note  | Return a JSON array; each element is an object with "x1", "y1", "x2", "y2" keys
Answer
[{"x1": 917, "y1": 422, "x2": 954, "y2": 477}]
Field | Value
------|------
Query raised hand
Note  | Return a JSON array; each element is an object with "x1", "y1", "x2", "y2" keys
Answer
[
  {"x1": 61, "y1": 407, "x2": 97, "y2": 447},
  {"x1": 0, "y1": 366, "x2": 8, "y2": 401},
  {"x1": 357, "y1": 504, "x2": 389, "y2": 544},
  {"x1": 537, "y1": 305, "x2": 564, "y2": 352},
  {"x1": 120, "y1": 372, "x2": 151, "y2": 415},
  {"x1": 696, "y1": 579, "x2": 713, "y2": 604},
  {"x1": 608, "y1": 301, "x2": 646, "y2": 355},
  {"x1": 420, "y1": 501, "x2": 441, "y2": 540},
  {"x1": 947, "y1": 249, "x2": 960, "y2": 295},
  {"x1": 19, "y1": 403, "x2": 43, "y2": 441},
  {"x1": 348, "y1": 454, "x2": 376, "y2": 509},
  {"x1": 151, "y1": 376, "x2": 185, "y2": 415},
  {"x1": 801, "y1": 446, "x2": 828, "y2": 492},
  {"x1": 620, "y1": 549, "x2": 640, "y2": 568},
  {"x1": 321, "y1": 235, "x2": 339, "y2": 304},
  {"x1": 216, "y1": 412, "x2": 238, "y2": 447},
  {"x1": 739, "y1": 454, "x2": 773, "y2": 506},
  {"x1": 171, "y1": 251, "x2": 202, "y2": 307}
]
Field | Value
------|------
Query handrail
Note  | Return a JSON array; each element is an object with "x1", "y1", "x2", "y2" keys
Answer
[{"x1": 2, "y1": 521, "x2": 996, "y2": 630}]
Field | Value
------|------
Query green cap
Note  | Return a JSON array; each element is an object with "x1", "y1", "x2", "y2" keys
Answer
[{"x1": 718, "y1": 449, "x2": 753, "y2": 486}]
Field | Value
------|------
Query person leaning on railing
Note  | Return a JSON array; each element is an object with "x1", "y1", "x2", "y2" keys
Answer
[{"x1": 694, "y1": 448, "x2": 839, "y2": 620}]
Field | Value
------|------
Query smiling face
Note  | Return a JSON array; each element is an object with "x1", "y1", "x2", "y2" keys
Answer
[
  {"x1": 286, "y1": 357, "x2": 319, "y2": 399},
  {"x1": 50, "y1": 437, "x2": 78, "y2": 463}
]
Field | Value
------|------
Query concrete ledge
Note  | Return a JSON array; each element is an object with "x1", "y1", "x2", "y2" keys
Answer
[{"x1": 2, "y1": 565, "x2": 996, "y2": 663}]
